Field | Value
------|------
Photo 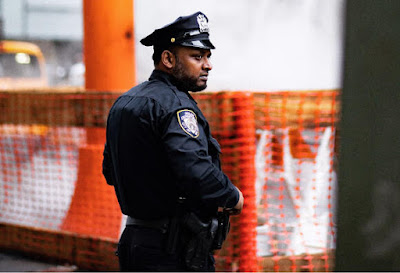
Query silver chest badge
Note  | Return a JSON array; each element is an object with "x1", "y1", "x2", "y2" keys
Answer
[
  {"x1": 177, "y1": 110, "x2": 199, "y2": 138},
  {"x1": 197, "y1": 14, "x2": 209, "y2": 33}
]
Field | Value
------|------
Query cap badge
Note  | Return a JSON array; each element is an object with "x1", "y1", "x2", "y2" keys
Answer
[
  {"x1": 177, "y1": 109, "x2": 199, "y2": 138},
  {"x1": 197, "y1": 14, "x2": 209, "y2": 33}
]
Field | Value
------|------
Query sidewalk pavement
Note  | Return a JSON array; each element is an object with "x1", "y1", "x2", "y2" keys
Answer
[{"x1": 0, "y1": 251, "x2": 78, "y2": 272}]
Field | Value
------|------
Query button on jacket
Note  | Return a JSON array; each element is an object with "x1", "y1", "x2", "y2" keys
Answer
[{"x1": 102, "y1": 69, "x2": 239, "y2": 220}]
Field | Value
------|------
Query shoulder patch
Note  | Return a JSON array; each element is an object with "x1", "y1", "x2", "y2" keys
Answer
[{"x1": 177, "y1": 109, "x2": 199, "y2": 138}]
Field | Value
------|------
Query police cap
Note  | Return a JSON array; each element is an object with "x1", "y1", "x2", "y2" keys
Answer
[{"x1": 140, "y1": 11, "x2": 215, "y2": 50}]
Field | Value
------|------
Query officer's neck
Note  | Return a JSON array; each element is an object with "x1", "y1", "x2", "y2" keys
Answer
[{"x1": 154, "y1": 63, "x2": 171, "y2": 75}]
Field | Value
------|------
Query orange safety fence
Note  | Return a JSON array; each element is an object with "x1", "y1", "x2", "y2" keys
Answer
[
  {"x1": 0, "y1": 89, "x2": 340, "y2": 271},
  {"x1": 253, "y1": 91, "x2": 339, "y2": 271}
]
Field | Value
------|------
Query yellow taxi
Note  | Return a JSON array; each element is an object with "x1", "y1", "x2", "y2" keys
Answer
[{"x1": 0, "y1": 40, "x2": 48, "y2": 89}]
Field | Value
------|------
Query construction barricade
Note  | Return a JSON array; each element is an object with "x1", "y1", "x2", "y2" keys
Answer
[{"x1": 0, "y1": 89, "x2": 339, "y2": 271}]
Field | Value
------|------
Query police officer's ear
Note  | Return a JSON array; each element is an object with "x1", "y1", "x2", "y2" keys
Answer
[{"x1": 161, "y1": 50, "x2": 176, "y2": 69}]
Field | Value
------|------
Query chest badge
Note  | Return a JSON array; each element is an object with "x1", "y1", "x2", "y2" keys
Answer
[{"x1": 177, "y1": 109, "x2": 199, "y2": 138}]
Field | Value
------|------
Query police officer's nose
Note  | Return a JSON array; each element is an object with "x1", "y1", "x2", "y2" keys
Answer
[{"x1": 203, "y1": 58, "x2": 212, "y2": 71}]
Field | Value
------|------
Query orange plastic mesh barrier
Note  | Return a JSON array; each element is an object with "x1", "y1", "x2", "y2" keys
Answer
[
  {"x1": 0, "y1": 89, "x2": 339, "y2": 271},
  {"x1": 253, "y1": 91, "x2": 339, "y2": 271},
  {"x1": 195, "y1": 92, "x2": 259, "y2": 272}
]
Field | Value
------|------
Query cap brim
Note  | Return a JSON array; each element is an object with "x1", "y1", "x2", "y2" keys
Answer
[
  {"x1": 140, "y1": 32, "x2": 155, "y2": 46},
  {"x1": 179, "y1": 39, "x2": 215, "y2": 49}
]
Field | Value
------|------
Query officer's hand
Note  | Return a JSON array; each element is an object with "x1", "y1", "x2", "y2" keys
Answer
[{"x1": 228, "y1": 188, "x2": 244, "y2": 216}]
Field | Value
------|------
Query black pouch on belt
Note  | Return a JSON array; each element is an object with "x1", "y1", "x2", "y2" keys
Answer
[
  {"x1": 182, "y1": 212, "x2": 218, "y2": 271},
  {"x1": 165, "y1": 197, "x2": 186, "y2": 254}
]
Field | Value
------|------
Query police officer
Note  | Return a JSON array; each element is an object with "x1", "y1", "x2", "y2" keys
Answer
[{"x1": 102, "y1": 11, "x2": 244, "y2": 272}]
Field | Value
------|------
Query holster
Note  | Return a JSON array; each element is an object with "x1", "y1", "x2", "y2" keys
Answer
[
  {"x1": 165, "y1": 198, "x2": 231, "y2": 271},
  {"x1": 212, "y1": 211, "x2": 230, "y2": 250},
  {"x1": 182, "y1": 212, "x2": 218, "y2": 271}
]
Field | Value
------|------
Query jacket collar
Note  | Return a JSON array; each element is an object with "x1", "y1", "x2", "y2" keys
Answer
[{"x1": 149, "y1": 69, "x2": 175, "y2": 87}]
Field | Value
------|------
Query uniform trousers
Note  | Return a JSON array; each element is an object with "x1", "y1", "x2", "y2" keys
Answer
[{"x1": 117, "y1": 225, "x2": 216, "y2": 272}]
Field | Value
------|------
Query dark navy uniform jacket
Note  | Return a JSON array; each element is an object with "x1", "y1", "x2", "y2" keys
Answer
[{"x1": 102, "y1": 69, "x2": 239, "y2": 220}]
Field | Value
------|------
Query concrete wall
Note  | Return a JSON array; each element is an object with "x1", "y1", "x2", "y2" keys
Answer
[
  {"x1": 1, "y1": 0, "x2": 344, "y2": 91},
  {"x1": 2, "y1": 0, "x2": 82, "y2": 40},
  {"x1": 135, "y1": 0, "x2": 345, "y2": 91}
]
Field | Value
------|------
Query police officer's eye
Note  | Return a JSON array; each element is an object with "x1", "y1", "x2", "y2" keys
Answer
[{"x1": 194, "y1": 55, "x2": 202, "y2": 60}]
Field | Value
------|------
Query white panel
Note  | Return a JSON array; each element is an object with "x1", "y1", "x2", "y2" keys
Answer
[
  {"x1": 2, "y1": 0, "x2": 24, "y2": 38},
  {"x1": 26, "y1": 12, "x2": 82, "y2": 40},
  {"x1": 135, "y1": 0, "x2": 345, "y2": 91}
]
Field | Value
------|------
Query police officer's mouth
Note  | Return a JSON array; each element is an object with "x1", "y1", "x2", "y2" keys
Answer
[{"x1": 199, "y1": 74, "x2": 208, "y2": 81}]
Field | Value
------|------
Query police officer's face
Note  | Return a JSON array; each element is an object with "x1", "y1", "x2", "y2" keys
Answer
[{"x1": 171, "y1": 46, "x2": 212, "y2": 92}]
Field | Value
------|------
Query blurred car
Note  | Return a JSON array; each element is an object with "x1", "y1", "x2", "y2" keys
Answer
[
  {"x1": 68, "y1": 61, "x2": 85, "y2": 87},
  {"x1": 0, "y1": 40, "x2": 48, "y2": 89}
]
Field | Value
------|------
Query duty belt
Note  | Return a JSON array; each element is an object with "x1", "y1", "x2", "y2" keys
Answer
[{"x1": 126, "y1": 216, "x2": 169, "y2": 233}]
